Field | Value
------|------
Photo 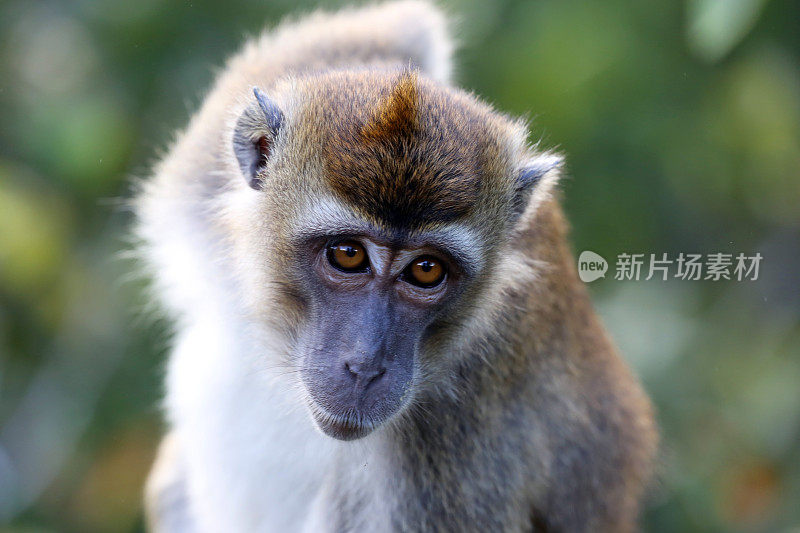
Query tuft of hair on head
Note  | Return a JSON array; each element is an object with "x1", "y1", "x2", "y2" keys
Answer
[{"x1": 361, "y1": 70, "x2": 419, "y2": 142}]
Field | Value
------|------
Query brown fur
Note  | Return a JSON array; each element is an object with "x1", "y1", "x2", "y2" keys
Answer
[
  {"x1": 316, "y1": 70, "x2": 508, "y2": 230},
  {"x1": 361, "y1": 70, "x2": 419, "y2": 142}
]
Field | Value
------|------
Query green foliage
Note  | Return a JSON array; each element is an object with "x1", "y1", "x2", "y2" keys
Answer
[{"x1": 0, "y1": 0, "x2": 797, "y2": 531}]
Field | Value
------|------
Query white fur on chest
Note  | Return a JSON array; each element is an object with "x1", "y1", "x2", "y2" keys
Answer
[{"x1": 166, "y1": 319, "x2": 340, "y2": 532}]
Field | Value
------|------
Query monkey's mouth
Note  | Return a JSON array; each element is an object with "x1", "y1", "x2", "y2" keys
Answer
[{"x1": 309, "y1": 407, "x2": 380, "y2": 441}]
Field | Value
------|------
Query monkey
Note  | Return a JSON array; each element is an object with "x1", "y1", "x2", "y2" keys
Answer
[{"x1": 136, "y1": 1, "x2": 657, "y2": 532}]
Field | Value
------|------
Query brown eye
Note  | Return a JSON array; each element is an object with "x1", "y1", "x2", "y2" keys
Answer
[
  {"x1": 327, "y1": 241, "x2": 368, "y2": 272},
  {"x1": 406, "y1": 256, "x2": 445, "y2": 287}
]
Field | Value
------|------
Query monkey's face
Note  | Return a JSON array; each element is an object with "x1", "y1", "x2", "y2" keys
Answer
[
  {"x1": 292, "y1": 231, "x2": 471, "y2": 440},
  {"x1": 230, "y1": 70, "x2": 561, "y2": 441}
]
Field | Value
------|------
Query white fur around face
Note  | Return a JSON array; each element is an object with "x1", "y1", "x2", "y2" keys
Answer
[{"x1": 165, "y1": 314, "x2": 341, "y2": 532}]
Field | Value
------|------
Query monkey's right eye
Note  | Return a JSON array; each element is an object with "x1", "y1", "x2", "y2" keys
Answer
[{"x1": 327, "y1": 241, "x2": 368, "y2": 272}]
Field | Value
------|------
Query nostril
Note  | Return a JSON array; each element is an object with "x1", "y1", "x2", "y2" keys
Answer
[
  {"x1": 344, "y1": 360, "x2": 386, "y2": 384},
  {"x1": 366, "y1": 366, "x2": 386, "y2": 385}
]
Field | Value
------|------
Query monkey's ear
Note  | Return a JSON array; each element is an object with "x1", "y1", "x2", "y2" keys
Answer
[
  {"x1": 512, "y1": 153, "x2": 563, "y2": 219},
  {"x1": 232, "y1": 87, "x2": 284, "y2": 190}
]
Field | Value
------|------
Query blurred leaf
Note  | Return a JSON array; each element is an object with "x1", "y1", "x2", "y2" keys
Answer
[
  {"x1": 68, "y1": 419, "x2": 158, "y2": 533},
  {"x1": 687, "y1": 0, "x2": 769, "y2": 62},
  {"x1": 30, "y1": 97, "x2": 133, "y2": 195},
  {"x1": 717, "y1": 459, "x2": 781, "y2": 529},
  {"x1": 0, "y1": 163, "x2": 72, "y2": 295}
]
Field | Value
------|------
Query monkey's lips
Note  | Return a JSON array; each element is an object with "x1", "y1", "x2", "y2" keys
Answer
[
  {"x1": 301, "y1": 369, "x2": 412, "y2": 441},
  {"x1": 312, "y1": 410, "x2": 378, "y2": 441}
]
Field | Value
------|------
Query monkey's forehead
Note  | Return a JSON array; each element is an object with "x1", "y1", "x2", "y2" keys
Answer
[{"x1": 286, "y1": 69, "x2": 522, "y2": 229}]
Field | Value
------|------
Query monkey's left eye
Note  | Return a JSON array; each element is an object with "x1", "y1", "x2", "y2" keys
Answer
[
  {"x1": 403, "y1": 256, "x2": 446, "y2": 288},
  {"x1": 327, "y1": 241, "x2": 369, "y2": 272}
]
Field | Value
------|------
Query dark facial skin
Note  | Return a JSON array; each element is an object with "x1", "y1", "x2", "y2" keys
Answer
[{"x1": 296, "y1": 235, "x2": 462, "y2": 440}]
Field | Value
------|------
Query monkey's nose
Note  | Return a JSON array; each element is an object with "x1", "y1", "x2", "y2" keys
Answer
[{"x1": 344, "y1": 360, "x2": 386, "y2": 386}]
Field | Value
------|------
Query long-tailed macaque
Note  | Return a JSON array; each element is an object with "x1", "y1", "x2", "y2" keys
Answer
[{"x1": 137, "y1": 2, "x2": 657, "y2": 531}]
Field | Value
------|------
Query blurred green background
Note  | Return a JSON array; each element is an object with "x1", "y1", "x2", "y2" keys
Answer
[{"x1": 0, "y1": 0, "x2": 798, "y2": 531}]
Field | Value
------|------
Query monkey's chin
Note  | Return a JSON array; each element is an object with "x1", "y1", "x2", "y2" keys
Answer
[{"x1": 311, "y1": 412, "x2": 379, "y2": 441}]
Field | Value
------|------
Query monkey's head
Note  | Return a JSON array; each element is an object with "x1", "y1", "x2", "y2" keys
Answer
[{"x1": 227, "y1": 69, "x2": 560, "y2": 441}]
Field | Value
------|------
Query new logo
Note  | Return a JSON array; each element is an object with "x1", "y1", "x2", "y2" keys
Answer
[{"x1": 578, "y1": 251, "x2": 608, "y2": 283}]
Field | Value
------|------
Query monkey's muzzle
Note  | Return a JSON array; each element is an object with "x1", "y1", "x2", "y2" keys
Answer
[{"x1": 298, "y1": 293, "x2": 419, "y2": 441}]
